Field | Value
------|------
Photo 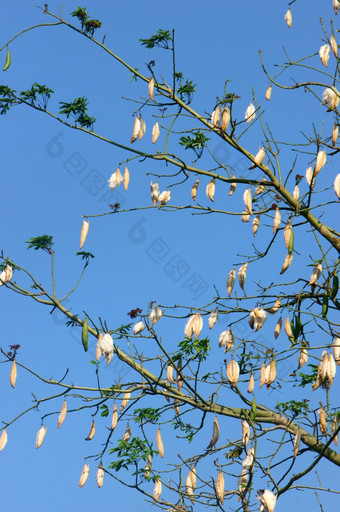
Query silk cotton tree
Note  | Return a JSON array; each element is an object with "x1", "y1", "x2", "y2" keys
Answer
[{"x1": 0, "y1": 3, "x2": 340, "y2": 512}]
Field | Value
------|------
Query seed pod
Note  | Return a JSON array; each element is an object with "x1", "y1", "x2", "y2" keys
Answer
[
  {"x1": 96, "y1": 333, "x2": 103, "y2": 361},
  {"x1": 229, "y1": 175, "x2": 237, "y2": 196},
  {"x1": 242, "y1": 420, "x2": 250, "y2": 446},
  {"x1": 153, "y1": 478, "x2": 162, "y2": 503},
  {"x1": 148, "y1": 76, "x2": 155, "y2": 100},
  {"x1": 85, "y1": 420, "x2": 96, "y2": 441},
  {"x1": 280, "y1": 252, "x2": 293, "y2": 274},
  {"x1": 241, "y1": 210, "x2": 250, "y2": 222},
  {"x1": 215, "y1": 471, "x2": 225, "y2": 504},
  {"x1": 308, "y1": 263, "x2": 322, "y2": 286},
  {"x1": 114, "y1": 167, "x2": 123, "y2": 187},
  {"x1": 331, "y1": 417, "x2": 339, "y2": 446},
  {"x1": 284, "y1": 316, "x2": 294, "y2": 338},
  {"x1": 334, "y1": 337, "x2": 340, "y2": 365},
  {"x1": 207, "y1": 415, "x2": 220, "y2": 449},
  {"x1": 122, "y1": 423, "x2": 131, "y2": 441},
  {"x1": 79, "y1": 463, "x2": 90, "y2": 488},
  {"x1": 249, "y1": 310, "x2": 255, "y2": 330},
  {"x1": 131, "y1": 116, "x2": 141, "y2": 143},
  {"x1": 191, "y1": 178, "x2": 200, "y2": 200},
  {"x1": 252, "y1": 215, "x2": 260, "y2": 237},
  {"x1": 206, "y1": 178, "x2": 215, "y2": 202},
  {"x1": 332, "y1": 123, "x2": 339, "y2": 147},
  {"x1": 122, "y1": 165, "x2": 130, "y2": 191},
  {"x1": 158, "y1": 190, "x2": 171, "y2": 205},
  {"x1": 242, "y1": 446, "x2": 254, "y2": 469},
  {"x1": 133, "y1": 320, "x2": 145, "y2": 335},
  {"x1": 284, "y1": 8, "x2": 292, "y2": 27},
  {"x1": 254, "y1": 177, "x2": 266, "y2": 195},
  {"x1": 226, "y1": 268, "x2": 236, "y2": 297},
  {"x1": 177, "y1": 358, "x2": 183, "y2": 391},
  {"x1": 145, "y1": 454, "x2": 152, "y2": 478},
  {"x1": 245, "y1": 102, "x2": 255, "y2": 123},
  {"x1": 227, "y1": 359, "x2": 240, "y2": 387},
  {"x1": 330, "y1": 34, "x2": 338, "y2": 58},
  {"x1": 274, "y1": 316, "x2": 282, "y2": 339},
  {"x1": 211, "y1": 105, "x2": 221, "y2": 127},
  {"x1": 174, "y1": 399, "x2": 180, "y2": 416},
  {"x1": 260, "y1": 363, "x2": 266, "y2": 388},
  {"x1": 318, "y1": 407, "x2": 327, "y2": 434},
  {"x1": 249, "y1": 146, "x2": 265, "y2": 169},
  {"x1": 152, "y1": 121, "x2": 160, "y2": 143},
  {"x1": 272, "y1": 206, "x2": 281, "y2": 233},
  {"x1": 247, "y1": 373, "x2": 255, "y2": 393},
  {"x1": 150, "y1": 305, "x2": 163, "y2": 325},
  {"x1": 79, "y1": 220, "x2": 89, "y2": 249},
  {"x1": 243, "y1": 187, "x2": 252, "y2": 215},
  {"x1": 10, "y1": 360, "x2": 17, "y2": 388},
  {"x1": 119, "y1": 391, "x2": 131, "y2": 412},
  {"x1": 3, "y1": 47, "x2": 11, "y2": 71},
  {"x1": 96, "y1": 462, "x2": 104, "y2": 488},
  {"x1": 221, "y1": 106, "x2": 230, "y2": 132},
  {"x1": 82, "y1": 318, "x2": 89, "y2": 352},
  {"x1": 166, "y1": 364, "x2": 175, "y2": 384},
  {"x1": 312, "y1": 362, "x2": 322, "y2": 391},
  {"x1": 268, "y1": 297, "x2": 281, "y2": 315},
  {"x1": 219, "y1": 329, "x2": 234, "y2": 352},
  {"x1": 111, "y1": 402, "x2": 118, "y2": 430},
  {"x1": 156, "y1": 428, "x2": 164, "y2": 458},
  {"x1": 314, "y1": 150, "x2": 326, "y2": 176},
  {"x1": 0, "y1": 428, "x2": 8, "y2": 451},
  {"x1": 305, "y1": 166, "x2": 315, "y2": 189},
  {"x1": 57, "y1": 399, "x2": 67, "y2": 428},
  {"x1": 265, "y1": 85, "x2": 272, "y2": 101},
  {"x1": 189, "y1": 466, "x2": 197, "y2": 490},
  {"x1": 238, "y1": 263, "x2": 248, "y2": 291},
  {"x1": 334, "y1": 173, "x2": 340, "y2": 199},
  {"x1": 266, "y1": 359, "x2": 276, "y2": 388},
  {"x1": 293, "y1": 184, "x2": 299, "y2": 200},
  {"x1": 319, "y1": 44, "x2": 330, "y2": 67},
  {"x1": 36, "y1": 425, "x2": 48, "y2": 449},
  {"x1": 252, "y1": 307, "x2": 267, "y2": 332},
  {"x1": 298, "y1": 348, "x2": 308, "y2": 369},
  {"x1": 328, "y1": 352, "x2": 336, "y2": 386},
  {"x1": 284, "y1": 219, "x2": 292, "y2": 249},
  {"x1": 334, "y1": 0, "x2": 340, "y2": 15},
  {"x1": 184, "y1": 313, "x2": 203, "y2": 339},
  {"x1": 185, "y1": 470, "x2": 195, "y2": 504},
  {"x1": 293, "y1": 428, "x2": 301, "y2": 458},
  {"x1": 238, "y1": 468, "x2": 249, "y2": 494},
  {"x1": 151, "y1": 181, "x2": 160, "y2": 206},
  {"x1": 323, "y1": 87, "x2": 340, "y2": 109},
  {"x1": 208, "y1": 307, "x2": 218, "y2": 329},
  {"x1": 139, "y1": 116, "x2": 146, "y2": 140}
]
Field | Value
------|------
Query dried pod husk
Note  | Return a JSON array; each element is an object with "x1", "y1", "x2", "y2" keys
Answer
[
  {"x1": 305, "y1": 166, "x2": 315, "y2": 189},
  {"x1": 252, "y1": 307, "x2": 267, "y2": 332},
  {"x1": 158, "y1": 190, "x2": 171, "y2": 206},
  {"x1": 320, "y1": 351, "x2": 329, "y2": 382},
  {"x1": 123, "y1": 165, "x2": 130, "y2": 191},
  {"x1": 298, "y1": 348, "x2": 308, "y2": 369},
  {"x1": 211, "y1": 105, "x2": 221, "y2": 127},
  {"x1": 327, "y1": 352, "x2": 336, "y2": 387},
  {"x1": 219, "y1": 329, "x2": 234, "y2": 352},
  {"x1": 265, "y1": 85, "x2": 272, "y2": 101},
  {"x1": 79, "y1": 463, "x2": 90, "y2": 488},
  {"x1": 266, "y1": 359, "x2": 276, "y2": 388},
  {"x1": 148, "y1": 76, "x2": 155, "y2": 100},
  {"x1": 166, "y1": 364, "x2": 175, "y2": 384},
  {"x1": 274, "y1": 316, "x2": 282, "y2": 339},
  {"x1": 249, "y1": 146, "x2": 265, "y2": 169},
  {"x1": 100, "y1": 333, "x2": 114, "y2": 364},
  {"x1": 330, "y1": 34, "x2": 338, "y2": 58},
  {"x1": 138, "y1": 116, "x2": 146, "y2": 140},
  {"x1": 334, "y1": 173, "x2": 340, "y2": 199},
  {"x1": 206, "y1": 178, "x2": 215, "y2": 202},
  {"x1": 284, "y1": 316, "x2": 294, "y2": 338},
  {"x1": 293, "y1": 184, "x2": 299, "y2": 200},
  {"x1": 280, "y1": 252, "x2": 293, "y2": 275},
  {"x1": 226, "y1": 268, "x2": 236, "y2": 297},
  {"x1": 252, "y1": 214, "x2": 260, "y2": 237},
  {"x1": 333, "y1": 337, "x2": 340, "y2": 365},
  {"x1": 85, "y1": 420, "x2": 96, "y2": 441},
  {"x1": 272, "y1": 206, "x2": 281, "y2": 233},
  {"x1": 229, "y1": 175, "x2": 236, "y2": 196},
  {"x1": 331, "y1": 417, "x2": 339, "y2": 446},
  {"x1": 79, "y1": 220, "x2": 90, "y2": 249},
  {"x1": 323, "y1": 86, "x2": 340, "y2": 110},
  {"x1": 184, "y1": 313, "x2": 203, "y2": 339},
  {"x1": 319, "y1": 44, "x2": 330, "y2": 67},
  {"x1": 133, "y1": 320, "x2": 146, "y2": 335},
  {"x1": 10, "y1": 360, "x2": 17, "y2": 388},
  {"x1": 151, "y1": 181, "x2": 160, "y2": 206},
  {"x1": 308, "y1": 263, "x2": 322, "y2": 287},
  {"x1": 152, "y1": 121, "x2": 160, "y2": 143},
  {"x1": 227, "y1": 359, "x2": 240, "y2": 387},
  {"x1": 119, "y1": 391, "x2": 131, "y2": 412},
  {"x1": 243, "y1": 187, "x2": 252, "y2": 215},
  {"x1": 57, "y1": 399, "x2": 67, "y2": 428},
  {"x1": 221, "y1": 106, "x2": 230, "y2": 132},
  {"x1": 208, "y1": 307, "x2": 218, "y2": 329},
  {"x1": 114, "y1": 167, "x2": 123, "y2": 187},
  {"x1": 153, "y1": 478, "x2": 162, "y2": 503},
  {"x1": 238, "y1": 263, "x2": 248, "y2": 291},
  {"x1": 314, "y1": 150, "x2": 327, "y2": 176},
  {"x1": 258, "y1": 489, "x2": 277, "y2": 512},
  {"x1": 144, "y1": 454, "x2": 152, "y2": 478},
  {"x1": 312, "y1": 362, "x2": 322, "y2": 391},
  {"x1": 191, "y1": 178, "x2": 200, "y2": 200},
  {"x1": 96, "y1": 333, "x2": 103, "y2": 361},
  {"x1": 318, "y1": 407, "x2": 327, "y2": 434},
  {"x1": 241, "y1": 210, "x2": 250, "y2": 222},
  {"x1": 260, "y1": 363, "x2": 266, "y2": 388},
  {"x1": 36, "y1": 425, "x2": 48, "y2": 449},
  {"x1": 174, "y1": 399, "x2": 180, "y2": 416},
  {"x1": 268, "y1": 297, "x2": 281, "y2": 315},
  {"x1": 96, "y1": 462, "x2": 104, "y2": 488},
  {"x1": 242, "y1": 446, "x2": 254, "y2": 470},
  {"x1": 185, "y1": 470, "x2": 195, "y2": 504},
  {"x1": 284, "y1": 8, "x2": 292, "y2": 27},
  {"x1": 111, "y1": 402, "x2": 118, "y2": 430},
  {"x1": 242, "y1": 420, "x2": 250, "y2": 446},
  {"x1": 245, "y1": 102, "x2": 255, "y2": 123},
  {"x1": 254, "y1": 177, "x2": 266, "y2": 196},
  {"x1": 207, "y1": 415, "x2": 220, "y2": 449},
  {"x1": 130, "y1": 116, "x2": 141, "y2": 143},
  {"x1": 177, "y1": 358, "x2": 183, "y2": 391},
  {"x1": 332, "y1": 123, "x2": 339, "y2": 147},
  {"x1": 247, "y1": 373, "x2": 255, "y2": 393},
  {"x1": 249, "y1": 310, "x2": 255, "y2": 330},
  {"x1": 293, "y1": 428, "x2": 301, "y2": 458},
  {"x1": 0, "y1": 428, "x2": 8, "y2": 451},
  {"x1": 122, "y1": 423, "x2": 131, "y2": 441},
  {"x1": 150, "y1": 305, "x2": 163, "y2": 325},
  {"x1": 189, "y1": 466, "x2": 197, "y2": 490},
  {"x1": 215, "y1": 471, "x2": 225, "y2": 504},
  {"x1": 156, "y1": 427, "x2": 164, "y2": 458}
]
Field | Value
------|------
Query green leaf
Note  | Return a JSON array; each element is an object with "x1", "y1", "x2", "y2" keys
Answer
[
  {"x1": 139, "y1": 29, "x2": 172, "y2": 49},
  {"x1": 100, "y1": 405, "x2": 109, "y2": 417},
  {"x1": 25, "y1": 235, "x2": 54, "y2": 253}
]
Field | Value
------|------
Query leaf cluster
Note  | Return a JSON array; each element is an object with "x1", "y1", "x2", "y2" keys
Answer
[
  {"x1": 59, "y1": 96, "x2": 96, "y2": 129},
  {"x1": 71, "y1": 7, "x2": 102, "y2": 36},
  {"x1": 109, "y1": 437, "x2": 156, "y2": 472},
  {"x1": 139, "y1": 29, "x2": 172, "y2": 49},
  {"x1": 179, "y1": 131, "x2": 209, "y2": 157},
  {"x1": 25, "y1": 235, "x2": 54, "y2": 254}
]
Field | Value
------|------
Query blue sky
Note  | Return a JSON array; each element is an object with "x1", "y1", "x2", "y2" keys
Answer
[{"x1": 0, "y1": 1, "x2": 339, "y2": 511}]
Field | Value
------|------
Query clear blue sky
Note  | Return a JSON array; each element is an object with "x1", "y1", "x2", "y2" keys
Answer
[{"x1": 0, "y1": 1, "x2": 339, "y2": 511}]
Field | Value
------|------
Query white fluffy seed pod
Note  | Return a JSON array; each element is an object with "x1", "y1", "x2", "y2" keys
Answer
[
  {"x1": 280, "y1": 252, "x2": 293, "y2": 274},
  {"x1": 207, "y1": 415, "x2": 220, "y2": 449},
  {"x1": 130, "y1": 116, "x2": 141, "y2": 143},
  {"x1": 284, "y1": 8, "x2": 292, "y2": 28},
  {"x1": 249, "y1": 146, "x2": 265, "y2": 169},
  {"x1": 123, "y1": 165, "x2": 130, "y2": 191},
  {"x1": 79, "y1": 220, "x2": 89, "y2": 249},
  {"x1": 206, "y1": 178, "x2": 215, "y2": 202},
  {"x1": 330, "y1": 34, "x2": 338, "y2": 58},
  {"x1": 150, "y1": 305, "x2": 163, "y2": 325},
  {"x1": 274, "y1": 316, "x2": 282, "y2": 339},
  {"x1": 334, "y1": 174, "x2": 340, "y2": 199},
  {"x1": 215, "y1": 471, "x2": 225, "y2": 504},
  {"x1": 332, "y1": 123, "x2": 339, "y2": 147},
  {"x1": 36, "y1": 425, "x2": 48, "y2": 449},
  {"x1": 265, "y1": 85, "x2": 272, "y2": 101},
  {"x1": 238, "y1": 263, "x2": 248, "y2": 291},
  {"x1": 158, "y1": 190, "x2": 171, "y2": 205},
  {"x1": 229, "y1": 176, "x2": 237, "y2": 196},
  {"x1": 227, "y1": 359, "x2": 240, "y2": 387},
  {"x1": 257, "y1": 489, "x2": 277, "y2": 512},
  {"x1": 150, "y1": 181, "x2": 160, "y2": 206},
  {"x1": 221, "y1": 106, "x2": 230, "y2": 131},
  {"x1": 208, "y1": 307, "x2": 218, "y2": 329},
  {"x1": 245, "y1": 102, "x2": 255, "y2": 123},
  {"x1": 79, "y1": 463, "x2": 90, "y2": 488},
  {"x1": 191, "y1": 178, "x2": 200, "y2": 200},
  {"x1": 100, "y1": 333, "x2": 114, "y2": 364},
  {"x1": 152, "y1": 121, "x2": 160, "y2": 143},
  {"x1": 219, "y1": 329, "x2": 235, "y2": 352},
  {"x1": 156, "y1": 428, "x2": 164, "y2": 458},
  {"x1": 314, "y1": 150, "x2": 326, "y2": 176},
  {"x1": 226, "y1": 268, "x2": 236, "y2": 296},
  {"x1": 319, "y1": 44, "x2": 330, "y2": 67},
  {"x1": 133, "y1": 320, "x2": 145, "y2": 335},
  {"x1": 323, "y1": 87, "x2": 340, "y2": 109}
]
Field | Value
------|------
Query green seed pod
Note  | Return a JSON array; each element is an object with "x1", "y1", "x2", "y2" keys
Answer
[
  {"x1": 293, "y1": 315, "x2": 302, "y2": 339},
  {"x1": 3, "y1": 47, "x2": 11, "y2": 71},
  {"x1": 249, "y1": 397, "x2": 257, "y2": 422},
  {"x1": 82, "y1": 318, "x2": 89, "y2": 352},
  {"x1": 322, "y1": 292, "x2": 329, "y2": 318},
  {"x1": 330, "y1": 272, "x2": 339, "y2": 300},
  {"x1": 288, "y1": 227, "x2": 294, "y2": 254}
]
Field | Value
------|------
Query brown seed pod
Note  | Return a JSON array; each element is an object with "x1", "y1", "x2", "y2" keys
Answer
[
  {"x1": 229, "y1": 175, "x2": 236, "y2": 196},
  {"x1": 85, "y1": 420, "x2": 96, "y2": 441},
  {"x1": 36, "y1": 425, "x2": 48, "y2": 449},
  {"x1": 79, "y1": 220, "x2": 90, "y2": 250},
  {"x1": 111, "y1": 402, "x2": 118, "y2": 430},
  {"x1": 131, "y1": 116, "x2": 141, "y2": 143},
  {"x1": 79, "y1": 463, "x2": 90, "y2": 488},
  {"x1": 174, "y1": 399, "x2": 180, "y2": 416},
  {"x1": 191, "y1": 178, "x2": 200, "y2": 201},
  {"x1": 153, "y1": 478, "x2": 162, "y2": 503},
  {"x1": 318, "y1": 407, "x2": 327, "y2": 434},
  {"x1": 208, "y1": 307, "x2": 218, "y2": 329},
  {"x1": 238, "y1": 263, "x2": 248, "y2": 291},
  {"x1": 123, "y1": 165, "x2": 130, "y2": 191},
  {"x1": 148, "y1": 76, "x2": 155, "y2": 100},
  {"x1": 152, "y1": 121, "x2": 160, "y2": 143},
  {"x1": 331, "y1": 417, "x2": 339, "y2": 446},
  {"x1": 119, "y1": 391, "x2": 131, "y2": 412},
  {"x1": 274, "y1": 316, "x2": 282, "y2": 339},
  {"x1": 96, "y1": 462, "x2": 104, "y2": 488},
  {"x1": 96, "y1": 333, "x2": 103, "y2": 361},
  {"x1": 206, "y1": 178, "x2": 215, "y2": 202},
  {"x1": 57, "y1": 399, "x2": 67, "y2": 428},
  {"x1": 10, "y1": 360, "x2": 17, "y2": 388},
  {"x1": 242, "y1": 420, "x2": 250, "y2": 446},
  {"x1": 215, "y1": 471, "x2": 225, "y2": 504},
  {"x1": 226, "y1": 268, "x2": 236, "y2": 297},
  {"x1": 221, "y1": 106, "x2": 230, "y2": 132},
  {"x1": 145, "y1": 454, "x2": 152, "y2": 478},
  {"x1": 298, "y1": 348, "x2": 308, "y2": 369},
  {"x1": 247, "y1": 373, "x2": 255, "y2": 394},
  {"x1": 156, "y1": 427, "x2": 164, "y2": 458},
  {"x1": 293, "y1": 429, "x2": 301, "y2": 458},
  {"x1": 185, "y1": 470, "x2": 195, "y2": 504},
  {"x1": 0, "y1": 428, "x2": 8, "y2": 452},
  {"x1": 166, "y1": 364, "x2": 175, "y2": 384},
  {"x1": 280, "y1": 253, "x2": 293, "y2": 274},
  {"x1": 122, "y1": 423, "x2": 131, "y2": 441},
  {"x1": 332, "y1": 122, "x2": 338, "y2": 147},
  {"x1": 265, "y1": 85, "x2": 272, "y2": 101},
  {"x1": 177, "y1": 358, "x2": 183, "y2": 391},
  {"x1": 260, "y1": 363, "x2": 266, "y2": 388},
  {"x1": 227, "y1": 359, "x2": 240, "y2": 387},
  {"x1": 207, "y1": 415, "x2": 220, "y2": 449},
  {"x1": 268, "y1": 297, "x2": 281, "y2": 315}
]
